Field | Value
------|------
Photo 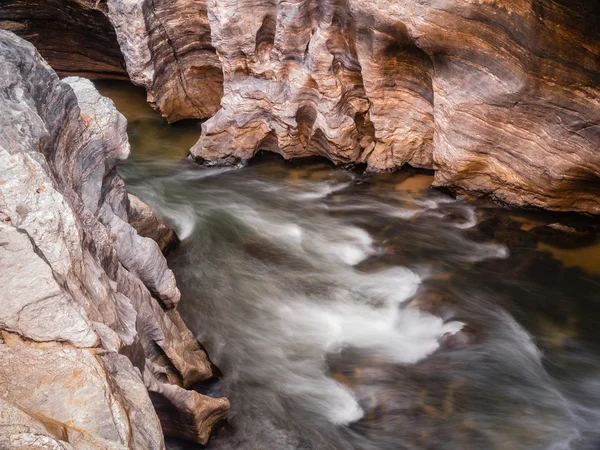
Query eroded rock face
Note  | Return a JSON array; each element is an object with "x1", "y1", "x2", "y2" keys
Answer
[
  {"x1": 106, "y1": 0, "x2": 223, "y2": 122},
  {"x1": 0, "y1": 0, "x2": 223, "y2": 122},
  {"x1": 2, "y1": 0, "x2": 598, "y2": 213},
  {"x1": 0, "y1": 30, "x2": 228, "y2": 448},
  {"x1": 190, "y1": 0, "x2": 600, "y2": 214},
  {"x1": 0, "y1": 0, "x2": 128, "y2": 79}
]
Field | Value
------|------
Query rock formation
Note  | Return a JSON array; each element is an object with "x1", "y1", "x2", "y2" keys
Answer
[
  {"x1": 0, "y1": 0, "x2": 128, "y2": 79},
  {"x1": 0, "y1": 0, "x2": 223, "y2": 122},
  {"x1": 0, "y1": 30, "x2": 228, "y2": 449},
  {"x1": 2, "y1": 0, "x2": 599, "y2": 213},
  {"x1": 190, "y1": 0, "x2": 600, "y2": 214}
]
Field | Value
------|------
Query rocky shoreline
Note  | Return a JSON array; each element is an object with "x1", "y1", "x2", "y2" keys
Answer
[{"x1": 0, "y1": 31, "x2": 227, "y2": 449}]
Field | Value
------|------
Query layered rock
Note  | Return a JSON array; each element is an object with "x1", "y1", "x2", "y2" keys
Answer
[
  {"x1": 0, "y1": 30, "x2": 228, "y2": 448},
  {"x1": 190, "y1": 0, "x2": 435, "y2": 171},
  {"x1": 0, "y1": 0, "x2": 128, "y2": 79},
  {"x1": 106, "y1": 0, "x2": 223, "y2": 122},
  {"x1": 189, "y1": 0, "x2": 600, "y2": 214},
  {"x1": 3, "y1": 0, "x2": 598, "y2": 213},
  {"x1": 0, "y1": 0, "x2": 223, "y2": 122},
  {"x1": 1, "y1": 1, "x2": 599, "y2": 211}
]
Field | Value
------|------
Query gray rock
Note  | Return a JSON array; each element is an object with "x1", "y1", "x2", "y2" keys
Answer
[{"x1": 0, "y1": 30, "x2": 228, "y2": 448}]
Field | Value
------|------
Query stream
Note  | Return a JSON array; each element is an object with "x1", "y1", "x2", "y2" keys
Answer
[{"x1": 97, "y1": 81, "x2": 600, "y2": 450}]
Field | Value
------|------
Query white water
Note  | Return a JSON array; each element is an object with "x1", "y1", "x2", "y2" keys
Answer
[{"x1": 118, "y1": 157, "x2": 600, "y2": 450}]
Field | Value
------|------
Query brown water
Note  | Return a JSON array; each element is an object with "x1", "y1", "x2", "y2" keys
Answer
[{"x1": 97, "y1": 81, "x2": 600, "y2": 450}]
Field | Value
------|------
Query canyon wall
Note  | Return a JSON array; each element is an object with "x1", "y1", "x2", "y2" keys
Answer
[
  {"x1": 0, "y1": 0, "x2": 223, "y2": 122},
  {"x1": 0, "y1": 30, "x2": 228, "y2": 448},
  {"x1": 0, "y1": 0, "x2": 128, "y2": 79},
  {"x1": 0, "y1": 2, "x2": 599, "y2": 209},
  {"x1": 191, "y1": 0, "x2": 600, "y2": 214}
]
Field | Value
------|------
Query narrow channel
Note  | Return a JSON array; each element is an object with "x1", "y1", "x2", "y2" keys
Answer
[{"x1": 98, "y1": 81, "x2": 600, "y2": 450}]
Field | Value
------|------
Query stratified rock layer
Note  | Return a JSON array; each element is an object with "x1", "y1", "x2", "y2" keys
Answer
[
  {"x1": 0, "y1": 30, "x2": 228, "y2": 448},
  {"x1": 106, "y1": 0, "x2": 223, "y2": 122},
  {"x1": 190, "y1": 0, "x2": 600, "y2": 214},
  {"x1": 2, "y1": 0, "x2": 597, "y2": 213},
  {"x1": 0, "y1": 0, "x2": 128, "y2": 79}
]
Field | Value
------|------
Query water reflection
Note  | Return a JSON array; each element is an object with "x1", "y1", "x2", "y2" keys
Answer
[{"x1": 96, "y1": 81, "x2": 600, "y2": 450}]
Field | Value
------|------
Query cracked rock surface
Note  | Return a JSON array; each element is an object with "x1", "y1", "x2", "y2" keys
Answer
[{"x1": 0, "y1": 30, "x2": 229, "y2": 449}]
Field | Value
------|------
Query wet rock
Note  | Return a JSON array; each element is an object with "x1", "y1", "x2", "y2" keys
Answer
[
  {"x1": 408, "y1": 286, "x2": 459, "y2": 323},
  {"x1": 468, "y1": 214, "x2": 539, "y2": 251},
  {"x1": 0, "y1": 30, "x2": 228, "y2": 448},
  {"x1": 440, "y1": 325, "x2": 478, "y2": 350},
  {"x1": 145, "y1": 367, "x2": 231, "y2": 445}
]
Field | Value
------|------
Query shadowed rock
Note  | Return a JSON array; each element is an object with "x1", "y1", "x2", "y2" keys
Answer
[{"x1": 0, "y1": 0, "x2": 128, "y2": 79}]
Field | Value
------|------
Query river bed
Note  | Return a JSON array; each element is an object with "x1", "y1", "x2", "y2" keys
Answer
[{"x1": 97, "y1": 81, "x2": 600, "y2": 450}]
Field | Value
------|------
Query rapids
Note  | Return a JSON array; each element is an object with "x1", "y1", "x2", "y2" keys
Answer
[{"x1": 98, "y1": 81, "x2": 600, "y2": 450}]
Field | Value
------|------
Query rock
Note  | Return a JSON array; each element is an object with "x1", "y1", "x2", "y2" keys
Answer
[
  {"x1": 0, "y1": 30, "x2": 228, "y2": 448},
  {"x1": 0, "y1": 332, "x2": 161, "y2": 449},
  {"x1": 0, "y1": 397, "x2": 75, "y2": 450},
  {"x1": 0, "y1": 0, "x2": 223, "y2": 122},
  {"x1": 416, "y1": 0, "x2": 600, "y2": 215},
  {"x1": 189, "y1": 0, "x2": 600, "y2": 214},
  {"x1": 106, "y1": 0, "x2": 223, "y2": 122},
  {"x1": 0, "y1": 224, "x2": 98, "y2": 348},
  {"x1": 128, "y1": 193, "x2": 180, "y2": 254},
  {"x1": 531, "y1": 223, "x2": 597, "y2": 249},
  {"x1": 2, "y1": 0, "x2": 599, "y2": 213},
  {"x1": 439, "y1": 325, "x2": 478, "y2": 350},
  {"x1": 0, "y1": 0, "x2": 128, "y2": 79}
]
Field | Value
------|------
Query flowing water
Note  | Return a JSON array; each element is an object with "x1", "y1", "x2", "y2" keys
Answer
[{"x1": 97, "y1": 81, "x2": 600, "y2": 450}]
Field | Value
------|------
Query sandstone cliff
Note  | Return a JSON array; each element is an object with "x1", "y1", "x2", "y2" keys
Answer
[
  {"x1": 1, "y1": 1, "x2": 599, "y2": 211},
  {"x1": 0, "y1": 30, "x2": 228, "y2": 449}
]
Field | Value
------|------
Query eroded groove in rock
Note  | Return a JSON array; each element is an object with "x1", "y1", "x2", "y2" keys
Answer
[
  {"x1": 3, "y1": 0, "x2": 597, "y2": 213},
  {"x1": 0, "y1": 0, "x2": 224, "y2": 122},
  {"x1": 190, "y1": 0, "x2": 600, "y2": 214},
  {"x1": 105, "y1": 0, "x2": 223, "y2": 122},
  {"x1": 189, "y1": 0, "x2": 437, "y2": 171},
  {"x1": 0, "y1": 30, "x2": 228, "y2": 448}
]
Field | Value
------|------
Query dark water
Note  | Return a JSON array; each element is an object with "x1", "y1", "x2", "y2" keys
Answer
[{"x1": 97, "y1": 81, "x2": 600, "y2": 450}]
